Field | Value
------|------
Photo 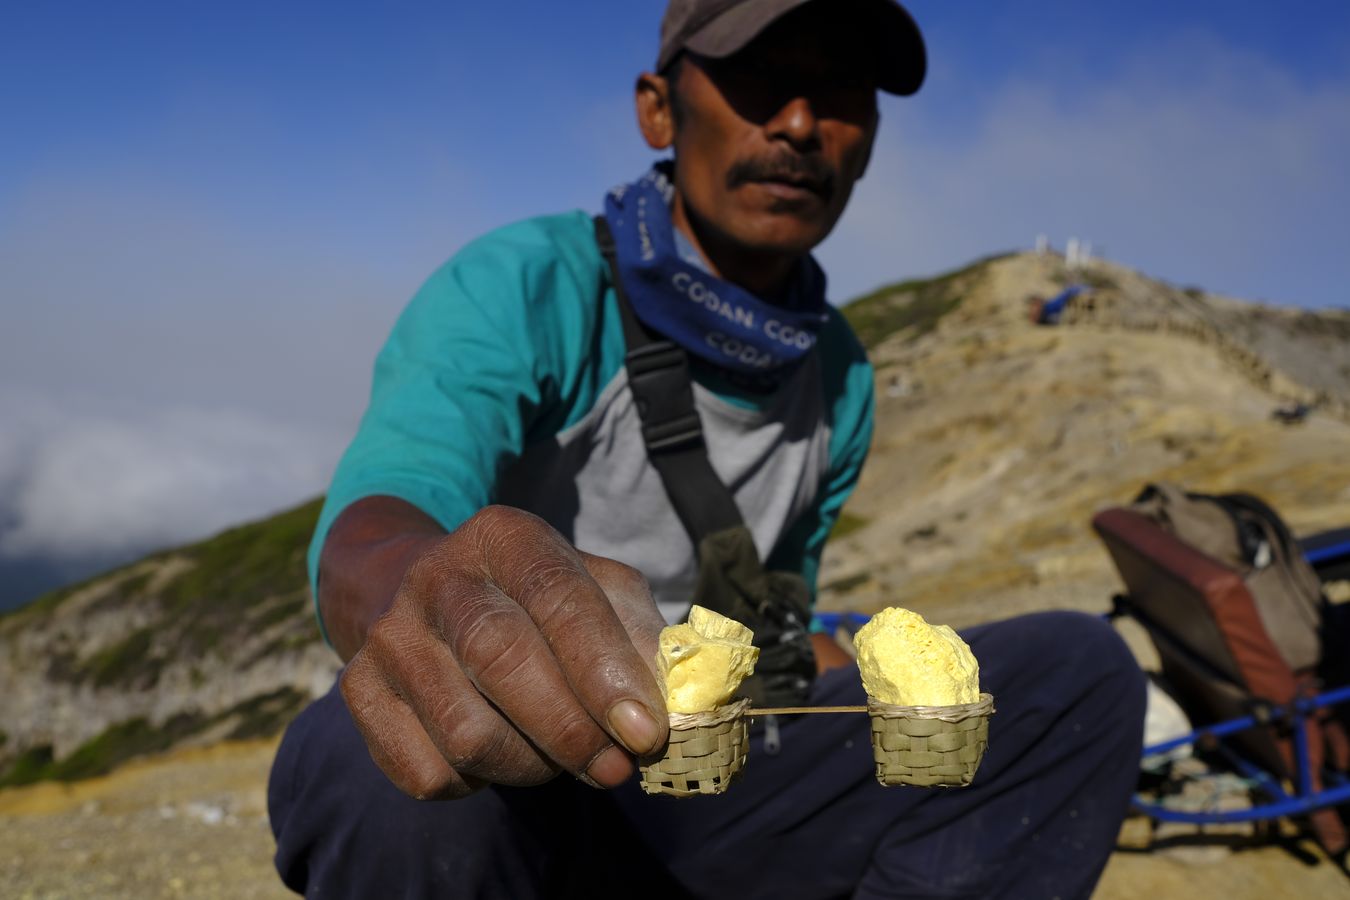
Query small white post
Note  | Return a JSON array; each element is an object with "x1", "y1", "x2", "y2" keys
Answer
[{"x1": 1035, "y1": 234, "x2": 1048, "y2": 256}]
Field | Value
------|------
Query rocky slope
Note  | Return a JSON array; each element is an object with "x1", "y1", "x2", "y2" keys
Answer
[
  {"x1": 817, "y1": 251, "x2": 1350, "y2": 640},
  {"x1": 0, "y1": 502, "x2": 338, "y2": 785}
]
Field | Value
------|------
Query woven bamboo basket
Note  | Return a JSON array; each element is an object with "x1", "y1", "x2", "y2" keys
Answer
[
  {"x1": 868, "y1": 693, "x2": 995, "y2": 787},
  {"x1": 639, "y1": 698, "x2": 750, "y2": 798}
]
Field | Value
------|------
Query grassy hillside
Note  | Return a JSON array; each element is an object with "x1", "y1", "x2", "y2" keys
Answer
[
  {"x1": 841, "y1": 253, "x2": 1013, "y2": 348},
  {"x1": 0, "y1": 499, "x2": 325, "y2": 786}
]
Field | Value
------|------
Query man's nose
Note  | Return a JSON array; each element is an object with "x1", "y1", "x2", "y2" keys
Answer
[{"x1": 766, "y1": 95, "x2": 821, "y2": 151}]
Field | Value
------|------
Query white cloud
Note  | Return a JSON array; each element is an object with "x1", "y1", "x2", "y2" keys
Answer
[
  {"x1": 0, "y1": 176, "x2": 430, "y2": 429},
  {"x1": 0, "y1": 390, "x2": 339, "y2": 561},
  {"x1": 818, "y1": 32, "x2": 1350, "y2": 307}
]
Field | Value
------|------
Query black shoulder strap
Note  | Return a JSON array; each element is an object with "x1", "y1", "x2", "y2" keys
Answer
[{"x1": 593, "y1": 216, "x2": 745, "y2": 547}]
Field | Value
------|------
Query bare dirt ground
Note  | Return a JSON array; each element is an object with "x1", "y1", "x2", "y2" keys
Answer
[
  {"x1": 3, "y1": 737, "x2": 1348, "y2": 898},
  {"x1": 0, "y1": 741, "x2": 288, "y2": 899}
]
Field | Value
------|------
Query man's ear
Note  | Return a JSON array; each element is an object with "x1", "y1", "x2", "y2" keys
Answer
[{"x1": 636, "y1": 72, "x2": 675, "y2": 150}]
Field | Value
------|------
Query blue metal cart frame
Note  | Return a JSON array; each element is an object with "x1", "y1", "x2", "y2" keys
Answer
[{"x1": 1134, "y1": 683, "x2": 1350, "y2": 825}]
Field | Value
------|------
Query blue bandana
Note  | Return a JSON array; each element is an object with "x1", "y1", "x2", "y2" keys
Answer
[{"x1": 602, "y1": 164, "x2": 829, "y2": 376}]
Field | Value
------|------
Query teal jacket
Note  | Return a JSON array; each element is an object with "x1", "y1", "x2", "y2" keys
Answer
[{"x1": 309, "y1": 211, "x2": 874, "y2": 641}]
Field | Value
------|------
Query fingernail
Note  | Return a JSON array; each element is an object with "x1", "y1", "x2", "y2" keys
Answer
[
  {"x1": 584, "y1": 744, "x2": 632, "y2": 788},
  {"x1": 607, "y1": 699, "x2": 662, "y2": 755}
]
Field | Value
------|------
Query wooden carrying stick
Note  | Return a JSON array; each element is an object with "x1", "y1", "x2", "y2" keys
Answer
[{"x1": 746, "y1": 705, "x2": 868, "y2": 716}]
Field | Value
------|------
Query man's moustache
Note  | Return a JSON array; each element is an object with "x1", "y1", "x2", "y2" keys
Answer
[{"x1": 727, "y1": 154, "x2": 835, "y2": 197}]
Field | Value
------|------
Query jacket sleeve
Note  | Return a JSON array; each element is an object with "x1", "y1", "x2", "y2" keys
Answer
[{"x1": 305, "y1": 216, "x2": 603, "y2": 642}]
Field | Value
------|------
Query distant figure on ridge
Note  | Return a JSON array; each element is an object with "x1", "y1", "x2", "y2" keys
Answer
[{"x1": 1030, "y1": 283, "x2": 1088, "y2": 325}]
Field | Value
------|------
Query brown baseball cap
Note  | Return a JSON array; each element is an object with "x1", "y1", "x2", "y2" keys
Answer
[{"x1": 657, "y1": 0, "x2": 926, "y2": 96}]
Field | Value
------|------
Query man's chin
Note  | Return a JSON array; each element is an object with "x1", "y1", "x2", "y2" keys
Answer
[
  {"x1": 747, "y1": 179, "x2": 828, "y2": 206},
  {"x1": 733, "y1": 214, "x2": 832, "y2": 257},
  {"x1": 738, "y1": 180, "x2": 832, "y2": 217},
  {"x1": 686, "y1": 192, "x2": 835, "y2": 256}
]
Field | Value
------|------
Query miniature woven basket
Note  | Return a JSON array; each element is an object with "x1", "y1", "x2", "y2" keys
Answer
[
  {"x1": 639, "y1": 698, "x2": 750, "y2": 798},
  {"x1": 868, "y1": 693, "x2": 995, "y2": 787}
]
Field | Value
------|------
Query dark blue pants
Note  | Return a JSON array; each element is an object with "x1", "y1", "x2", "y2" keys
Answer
[{"x1": 269, "y1": 611, "x2": 1145, "y2": 899}]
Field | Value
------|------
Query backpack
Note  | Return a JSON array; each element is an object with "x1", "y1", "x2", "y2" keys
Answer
[
  {"x1": 1094, "y1": 482, "x2": 1348, "y2": 852},
  {"x1": 1130, "y1": 482, "x2": 1325, "y2": 672}
]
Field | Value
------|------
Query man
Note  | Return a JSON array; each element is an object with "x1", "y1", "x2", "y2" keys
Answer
[{"x1": 269, "y1": 1, "x2": 1145, "y2": 897}]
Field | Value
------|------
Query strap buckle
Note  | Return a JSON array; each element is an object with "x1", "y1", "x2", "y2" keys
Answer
[
  {"x1": 625, "y1": 342, "x2": 705, "y2": 453},
  {"x1": 624, "y1": 341, "x2": 686, "y2": 378},
  {"x1": 643, "y1": 413, "x2": 704, "y2": 452}
]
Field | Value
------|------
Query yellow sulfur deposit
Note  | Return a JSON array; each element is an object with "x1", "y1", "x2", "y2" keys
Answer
[
  {"x1": 854, "y1": 607, "x2": 979, "y2": 706},
  {"x1": 657, "y1": 606, "x2": 759, "y2": 713}
]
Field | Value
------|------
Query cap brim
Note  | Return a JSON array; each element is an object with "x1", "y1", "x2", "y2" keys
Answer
[{"x1": 682, "y1": 0, "x2": 926, "y2": 96}]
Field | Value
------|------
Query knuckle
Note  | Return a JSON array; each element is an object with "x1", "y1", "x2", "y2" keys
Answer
[
  {"x1": 471, "y1": 504, "x2": 523, "y2": 527},
  {"x1": 400, "y1": 765, "x2": 459, "y2": 801},
  {"x1": 522, "y1": 566, "x2": 621, "y2": 640},
  {"x1": 338, "y1": 658, "x2": 375, "y2": 712},
  {"x1": 511, "y1": 561, "x2": 588, "y2": 626},
  {"x1": 363, "y1": 608, "x2": 424, "y2": 671},
  {"x1": 442, "y1": 589, "x2": 520, "y2": 661},
  {"x1": 402, "y1": 548, "x2": 455, "y2": 598},
  {"x1": 341, "y1": 645, "x2": 402, "y2": 707},
  {"x1": 405, "y1": 553, "x2": 500, "y2": 640},
  {"x1": 421, "y1": 681, "x2": 477, "y2": 736},
  {"x1": 466, "y1": 504, "x2": 541, "y2": 546},
  {"x1": 509, "y1": 759, "x2": 562, "y2": 787},
  {"x1": 363, "y1": 606, "x2": 402, "y2": 648},
  {"x1": 402, "y1": 531, "x2": 482, "y2": 600},
  {"x1": 457, "y1": 619, "x2": 532, "y2": 683},
  {"x1": 468, "y1": 506, "x2": 570, "y2": 571},
  {"x1": 439, "y1": 714, "x2": 509, "y2": 774},
  {"x1": 550, "y1": 712, "x2": 609, "y2": 767},
  {"x1": 601, "y1": 559, "x2": 652, "y2": 601}
]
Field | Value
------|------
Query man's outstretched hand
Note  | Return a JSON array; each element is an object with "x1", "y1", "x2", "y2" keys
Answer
[{"x1": 323, "y1": 500, "x2": 670, "y2": 800}]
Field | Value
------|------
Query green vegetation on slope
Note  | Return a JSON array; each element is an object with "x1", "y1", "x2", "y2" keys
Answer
[
  {"x1": 87, "y1": 627, "x2": 156, "y2": 688},
  {"x1": 842, "y1": 253, "x2": 1011, "y2": 349},
  {"x1": 159, "y1": 497, "x2": 323, "y2": 658},
  {"x1": 3, "y1": 498, "x2": 323, "y2": 629},
  {"x1": 161, "y1": 498, "x2": 321, "y2": 613},
  {"x1": 8, "y1": 564, "x2": 142, "y2": 622},
  {"x1": 0, "y1": 687, "x2": 310, "y2": 787},
  {"x1": 0, "y1": 744, "x2": 55, "y2": 788},
  {"x1": 21, "y1": 498, "x2": 325, "y2": 692}
]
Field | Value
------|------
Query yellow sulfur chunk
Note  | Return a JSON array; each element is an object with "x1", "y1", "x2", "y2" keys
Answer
[
  {"x1": 658, "y1": 606, "x2": 759, "y2": 713},
  {"x1": 854, "y1": 607, "x2": 979, "y2": 706},
  {"x1": 687, "y1": 604, "x2": 753, "y2": 645}
]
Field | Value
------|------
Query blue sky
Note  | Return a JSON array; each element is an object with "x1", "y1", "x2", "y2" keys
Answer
[{"x1": 1, "y1": 1, "x2": 1348, "y2": 605}]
